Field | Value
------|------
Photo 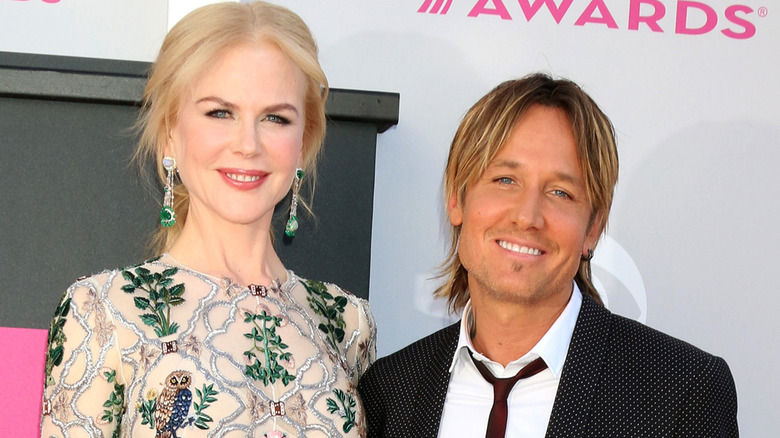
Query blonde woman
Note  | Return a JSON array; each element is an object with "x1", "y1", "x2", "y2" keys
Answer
[{"x1": 41, "y1": 2, "x2": 375, "y2": 437}]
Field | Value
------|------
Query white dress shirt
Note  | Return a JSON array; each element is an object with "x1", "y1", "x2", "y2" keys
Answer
[{"x1": 437, "y1": 284, "x2": 583, "y2": 438}]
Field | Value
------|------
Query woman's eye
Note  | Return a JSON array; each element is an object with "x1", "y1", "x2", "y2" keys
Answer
[
  {"x1": 265, "y1": 114, "x2": 291, "y2": 125},
  {"x1": 206, "y1": 109, "x2": 231, "y2": 119}
]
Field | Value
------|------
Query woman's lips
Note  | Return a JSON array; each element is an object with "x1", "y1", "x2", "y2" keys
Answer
[{"x1": 219, "y1": 169, "x2": 267, "y2": 190}]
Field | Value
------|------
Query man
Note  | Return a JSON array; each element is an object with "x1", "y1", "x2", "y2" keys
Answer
[{"x1": 358, "y1": 74, "x2": 738, "y2": 437}]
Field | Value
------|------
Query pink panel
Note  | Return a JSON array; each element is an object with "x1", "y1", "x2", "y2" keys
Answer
[{"x1": 0, "y1": 327, "x2": 47, "y2": 437}]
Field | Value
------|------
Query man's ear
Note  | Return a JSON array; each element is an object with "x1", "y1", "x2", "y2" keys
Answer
[
  {"x1": 583, "y1": 211, "x2": 604, "y2": 254},
  {"x1": 448, "y1": 191, "x2": 463, "y2": 227}
]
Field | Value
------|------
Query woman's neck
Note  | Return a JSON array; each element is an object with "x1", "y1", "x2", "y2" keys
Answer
[{"x1": 167, "y1": 212, "x2": 286, "y2": 287}]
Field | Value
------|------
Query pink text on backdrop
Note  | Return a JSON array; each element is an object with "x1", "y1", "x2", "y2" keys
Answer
[
  {"x1": 419, "y1": 0, "x2": 763, "y2": 40},
  {"x1": 6, "y1": 0, "x2": 61, "y2": 3}
]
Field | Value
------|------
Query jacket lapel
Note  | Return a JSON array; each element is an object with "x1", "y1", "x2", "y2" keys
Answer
[
  {"x1": 410, "y1": 322, "x2": 460, "y2": 437},
  {"x1": 545, "y1": 295, "x2": 612, "y2": 437}
]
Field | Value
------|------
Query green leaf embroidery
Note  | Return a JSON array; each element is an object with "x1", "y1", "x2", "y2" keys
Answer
[
  {"x1": 326, "y1": 388, "x2": 357, "y2": 433},
  {"x1": 44, "y1": 293, "x2": 71, "y2": 388},
  {"x1": 100, "y1": 369, "x2": 126, "y2": 438},
  {"x1": 243, "y1": 311, "x2": 295, "y2": 386},
  {"x1": 303, "y1": 280, "x2": 347, "y2": 352},
  {"x1": 137, "y1": 397, "x2": 156, "y2": 428},
  {"x1": 121, "y1": 265, "x2": 185, "y2": 337},
  {"x1": 162, "y1": 267, "x2": 178, "y2": 277},
  {"x1": 192, "y1": 383, "x2": 219, "y2": 430},
  {"x1": 134, "y1": 297, "x2": 151, "y2": 310}
]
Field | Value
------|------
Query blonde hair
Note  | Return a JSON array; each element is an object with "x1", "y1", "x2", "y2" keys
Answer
[
  {"x1": 135, "y1": 1, "x2": 328, "y2": 254},
  {"x1": 436, "y1": 73, "x2": 619, "y2": 312}
]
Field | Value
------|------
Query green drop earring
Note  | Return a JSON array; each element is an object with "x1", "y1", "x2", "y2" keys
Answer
[
  {"x1": 160, "y1": 156, "x2": 176, "y2": 227},
  {"x1": 285, "y1": 168, "x2": 304, "y2": 237}
]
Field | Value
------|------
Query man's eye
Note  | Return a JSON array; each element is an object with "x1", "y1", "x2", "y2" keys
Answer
[
  {"x1": 496, "y1": 177, "x2": 514, "y2": 185},
  {"x1": 552, "y1": 189, "x2": 571, "y2": 199}
]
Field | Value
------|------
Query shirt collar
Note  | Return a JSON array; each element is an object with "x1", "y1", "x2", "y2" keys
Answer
[{"x1": 448, "y1": 282, "x2": 583, "y2": 378}]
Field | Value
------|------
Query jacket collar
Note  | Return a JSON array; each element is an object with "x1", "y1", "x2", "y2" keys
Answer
[
  {"x1": 545, "y1": 294, "x2": 612, "y2": 437},
  {"x1": 411, "y1": 322, "x2": 460, "y2": 436}
]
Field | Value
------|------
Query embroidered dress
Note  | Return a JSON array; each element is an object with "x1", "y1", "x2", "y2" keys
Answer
[{"x1": 40, "y1": 254, "x2": 376, "y2": 438}]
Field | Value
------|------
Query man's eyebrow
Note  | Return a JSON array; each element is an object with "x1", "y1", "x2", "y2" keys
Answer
[
  {"x1": 487, "y1": 159, "x2": 521, "y2": 170},
  {"x1": 552, "y1": 171, "x2": 584, "y2": 187}
]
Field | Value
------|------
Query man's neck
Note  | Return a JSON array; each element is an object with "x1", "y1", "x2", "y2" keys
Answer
[{"x1": 469, "y1": 291, "x2": 571, "y2": 367}]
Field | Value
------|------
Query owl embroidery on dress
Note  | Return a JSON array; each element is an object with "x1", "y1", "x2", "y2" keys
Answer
[{"x1": 154, "y1": 370, "x2": 193, "y2": 438}]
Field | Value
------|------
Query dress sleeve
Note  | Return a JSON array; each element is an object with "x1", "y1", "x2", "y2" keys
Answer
[
  {"x1": 40, "y1": 277, "x2": 128, "y2": 438},
  {"x1": 344, "y1": 294, "x2": 377, "y2": 385}
]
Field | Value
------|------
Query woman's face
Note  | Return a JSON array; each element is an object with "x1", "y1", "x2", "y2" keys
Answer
[{"x1": 167, "y1": 41, "x2": 307, "y2": 230}]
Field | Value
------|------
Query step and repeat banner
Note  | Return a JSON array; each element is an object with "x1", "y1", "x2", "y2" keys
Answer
[
  {"x1": 263, "y1": 1, "x2": 777, "y2": 435},
  {"x1": 1, "y1": 0, "x2": 776, "y2": 435}
]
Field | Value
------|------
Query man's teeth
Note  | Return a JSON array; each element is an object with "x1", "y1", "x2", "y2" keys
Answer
[
  {"x1": 227, "y1": 173, "x2": 260, "y2": 182},
  {"x1": 498, "y1": 240, "x2": 541, "y2": 255}
]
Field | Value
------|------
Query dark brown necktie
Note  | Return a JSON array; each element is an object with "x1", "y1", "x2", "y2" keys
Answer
[{"x1": 470, "y1": 354, "x2": 548, "y2": 438}]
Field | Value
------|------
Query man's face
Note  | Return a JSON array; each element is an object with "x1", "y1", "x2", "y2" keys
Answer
[{"x1": 449, "y1": 105, "x2": 601, "y2": 307}]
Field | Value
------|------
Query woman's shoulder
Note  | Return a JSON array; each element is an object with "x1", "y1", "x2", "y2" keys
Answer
[
  {"x1": 64, "y1": 256, "x2": 189, "y2": 299},
  {"x1": 290, "y1": 274, "x2": 375, "y2": 340},
  {"x1": 291, "y1": 274, "x2": 376, "y2": 379},
  {"x1": 66, "y1": 256, "x2": 158, "y2": 284},
  {"x1": 292, "y1": 275, "x2": 371, "y2": 318}
]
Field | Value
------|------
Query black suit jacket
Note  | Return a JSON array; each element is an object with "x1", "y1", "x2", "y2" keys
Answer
[{"x1": 358, "y1": 295, "x2": 738, "y2": 437}]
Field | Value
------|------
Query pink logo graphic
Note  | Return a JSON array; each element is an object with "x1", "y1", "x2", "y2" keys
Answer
[
  {"x1": 419, "y1": 0, "x2": 454, "y2": 14},
  {"x1": 417, "y1": 0, "x2": 765, "y2": 40}
]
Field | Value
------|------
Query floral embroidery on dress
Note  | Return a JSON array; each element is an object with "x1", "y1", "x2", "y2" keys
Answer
[
  {"x1": 222, "y1": 276, "x2": 244, "y2": 299},
  {"x1": 137, "y1": 388, "x2": 158, "y2": 428},
  {"x1": 42, "y1": 257, "x2": 375, "y2": 437},
  {"x1": 286, "y1": 393, "x2": 307, "y2": 424},
  {"x1": 138, "y1": 345, "x2": 160, "y2": 371},
  {"x1": 121, "y1": 266, "x2": 185, "y2": 337},
  {"x1": 98, "y1": 369, "x2": 126, "y2": 438},
  {"x1": 247, "y1": 391, "x2": 268, "y2": 421},
  {"x1": 358, "y1": 337, "x2": 373, "y2": 364},
  {"x1": 44, "y1": 293, "x2": 71, "y2": 388},
  {"x1": 326, "y1": 388, "x2": 358, "y2": 433},
  {"x1": 302, "y1": 280, "x2": 347, "y2": 353},
  {"x1": 192, "y1": 383, "x2": 219, "y2": 430},
  {"x1": 243, "y1": 310, "x2": 295, "y2": 386},
  {"x1": 84, "y1": 288, "x2": 115, "y2": 347},
  {"x1": 180, "y1": 334, "x2": 202, "y2": 357},
  {"x1": 51, "y1": 392, "x2": 69, "y2": 421}
]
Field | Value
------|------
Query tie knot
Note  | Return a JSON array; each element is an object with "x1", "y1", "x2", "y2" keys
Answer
[{"x1": 471, "y1": 355, "x2": 548, "y2": 399}]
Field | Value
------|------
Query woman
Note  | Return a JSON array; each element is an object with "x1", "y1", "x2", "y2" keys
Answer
[{"x1": 40, "y1": 2, "x2": 375, "y2": 437}]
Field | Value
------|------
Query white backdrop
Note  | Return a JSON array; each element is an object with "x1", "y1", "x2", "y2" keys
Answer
[
  {"x1": 268, "y1": 2, "x2": 779, "y2": 435},
  {"x1": 1, "y1": 0, "x2": 776, "y2": 435},
  {"x1": 0, "y1": 0, "x2": 166, "y2": 61}
]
